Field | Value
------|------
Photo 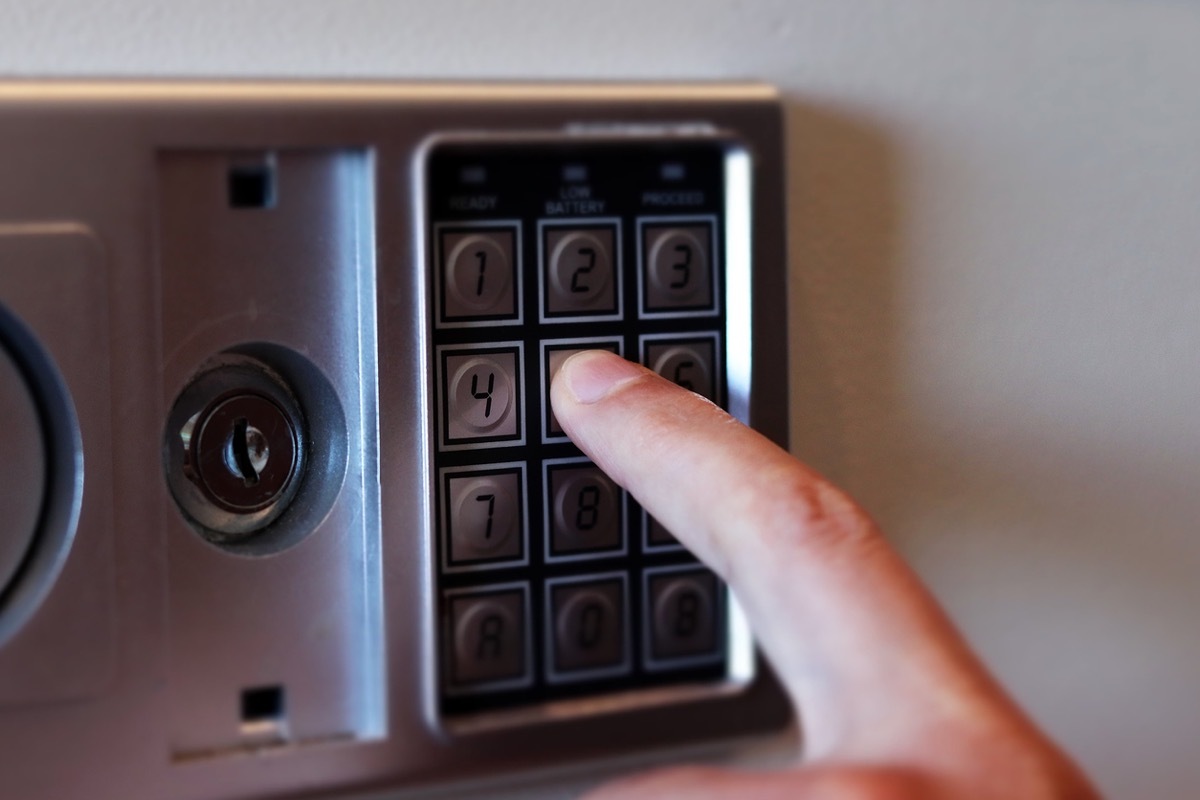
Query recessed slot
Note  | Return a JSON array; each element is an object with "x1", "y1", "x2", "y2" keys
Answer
[
  {"x1": 240, "y1": 685, "x2": 285, "y2": 723},
  {"x1": 228, "y1": 162, "x2": 275, "y2": 209}
]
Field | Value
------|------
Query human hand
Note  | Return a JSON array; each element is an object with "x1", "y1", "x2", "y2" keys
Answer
[{"x1": 551, "y1": 350, "x2": 1099, "y2": 800}]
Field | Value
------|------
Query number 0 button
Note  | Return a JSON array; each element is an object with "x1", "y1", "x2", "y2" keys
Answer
[
  {"x1": 546, "y1": 576, "x2": 630, "y2": 682},
  {"x1": 545, "y1": 461, "x2": 625, "y2": 560}
]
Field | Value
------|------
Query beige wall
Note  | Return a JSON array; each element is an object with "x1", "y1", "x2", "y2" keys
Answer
[{"x1": 5, "y1": 1, "x2": 1198, "y2": 796}]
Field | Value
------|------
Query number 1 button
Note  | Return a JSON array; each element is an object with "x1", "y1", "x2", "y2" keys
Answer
[{"x1": 440, "y1": 227, "x2": 519, "y2": 322}]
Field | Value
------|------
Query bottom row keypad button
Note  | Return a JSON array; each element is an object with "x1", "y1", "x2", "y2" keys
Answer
[
  {"x1": 645, "y1": 567, "x2": 722, "y2": 669},
  {"x1": 443, "y1": 567, "x2": 723, "y2": 694},
  {"x1": 446, "y1": 586, "x2": 531, "y2": 693},
  {"x1": 548, "y1": 575, "x2": 629, "y2": 681}
]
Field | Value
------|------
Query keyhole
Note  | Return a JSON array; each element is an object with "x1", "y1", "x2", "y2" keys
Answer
[{"x1": 224, "y1": 417, "x2": 270, "y2": 487}]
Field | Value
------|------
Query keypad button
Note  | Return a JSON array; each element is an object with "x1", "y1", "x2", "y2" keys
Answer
[
  {"x1": 543, "y1": 225, "x2": 619, "y2": 318},
  {"x1": 440, "y1": 346, "x2": 523, "y2": 446},
  {"x1": 542, "y1": 339, "x2": 621, "y2": 439},
  {"x1": 440, "y1": 228, "x2": 518, "y2": 322},
  {"x1": 644, "y1": 337, "x2": 717, "y2": 403},
  {"x1": 642, "y1": 223, "x2": 714, "y2": 313},
  {"x1": 446, "y1": 586, "x2": 531, "y2": 691},
  {"x1": 545, "y1": 462, "x2": 624, "y2": 559},
  {"x1": 444, "y1": 467, "x2": 524, "y2": 568},
  {"x1": 645, "y1": 568, "x2": 722, "y2": 668},
  {"x1": 646, "y1": 515, "x2": 682, "y2": 550},
  {"x1": 547, "y1": 576, "x2": 629, "y2": 681}
]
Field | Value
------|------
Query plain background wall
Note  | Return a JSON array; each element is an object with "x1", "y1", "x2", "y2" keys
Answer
[{"x1": 4, "y1": 1, "x2": 1199, "y2": 797}]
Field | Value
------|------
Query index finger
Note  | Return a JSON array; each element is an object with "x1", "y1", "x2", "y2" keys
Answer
[{"x1": 551, "y1": 350, "x2": 1027, "y2": 761}]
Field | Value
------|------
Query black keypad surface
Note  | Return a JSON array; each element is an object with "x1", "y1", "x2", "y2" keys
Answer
[{"x1": 429, "y1": 142, "x2": 730, "y2": 717}]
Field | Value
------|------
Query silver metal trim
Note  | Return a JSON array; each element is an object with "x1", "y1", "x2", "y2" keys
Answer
[{"x1": 538, "y1": 335, "x2": 624, "y2": 444}]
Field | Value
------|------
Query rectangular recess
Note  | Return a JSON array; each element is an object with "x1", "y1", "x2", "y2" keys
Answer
[{"x1": 159, "y1": 149, "x2": 383, "y2": 758}]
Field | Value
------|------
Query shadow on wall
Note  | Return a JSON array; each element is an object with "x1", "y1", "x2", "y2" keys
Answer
[
  {"x1": 778, "y1": 97, "x2": 1200, "y2": 799},
  {"x1": 782, "y1": 98, "x2": 905, "y2": 500}
]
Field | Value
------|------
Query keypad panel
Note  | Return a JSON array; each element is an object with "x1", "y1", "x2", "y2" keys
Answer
[{"x1": 429, "y1": 142, "x2": 731, "y2": 718}]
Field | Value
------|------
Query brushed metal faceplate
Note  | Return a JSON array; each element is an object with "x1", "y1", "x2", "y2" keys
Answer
[{"x1": 0, "y1": 82, "x2": 791, "y2": 800}]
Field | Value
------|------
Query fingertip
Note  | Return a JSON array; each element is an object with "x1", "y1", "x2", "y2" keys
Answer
[{"x1": 555, "y1": 349, "x2": 646, "y2": 406}]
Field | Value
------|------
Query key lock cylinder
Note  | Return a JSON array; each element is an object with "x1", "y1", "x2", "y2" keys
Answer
[{"x1": 164, "y1": 351, "x2": 340, "y2": 551}]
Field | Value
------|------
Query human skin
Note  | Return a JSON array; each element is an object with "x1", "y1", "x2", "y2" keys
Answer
[{"x1": 550, "y1": 350, "x2": 1100, "y2": 800}]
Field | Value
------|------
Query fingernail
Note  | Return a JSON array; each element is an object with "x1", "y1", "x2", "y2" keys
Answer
[{"x1": 560, "y1": 350, "x2": 643, "y2": 404}]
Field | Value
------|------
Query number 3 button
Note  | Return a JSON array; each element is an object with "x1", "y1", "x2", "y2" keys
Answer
[
  {"x1": 641, "y1": 222, "x2": 715, "y2": 314},
  {"x1": 544, "y1": 459, "x2": 626, "y2": 561}
]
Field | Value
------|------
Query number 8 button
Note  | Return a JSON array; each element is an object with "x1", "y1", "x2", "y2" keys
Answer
[{"x1": 545, "y1": 460, "x2": 625, "y2": 560}]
